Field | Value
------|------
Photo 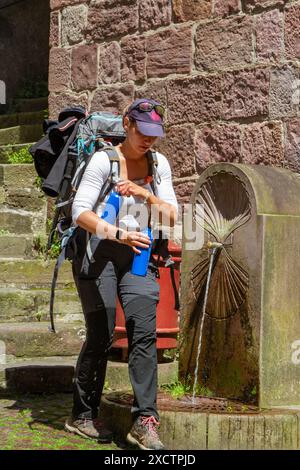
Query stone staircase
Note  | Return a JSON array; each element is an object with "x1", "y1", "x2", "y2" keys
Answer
[
  {"x1": 0, "y1": 97, "x2": 47, "y2": 163},
  {"x1": 0, "y1": 98, "x2": 87, "y2": 393}
]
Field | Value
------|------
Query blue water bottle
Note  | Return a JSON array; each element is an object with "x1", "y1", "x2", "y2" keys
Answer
[
  {"x1": 131, "y1": 227, "x2": 153, "y2": 277},
  {"x1": 100, "y1": 190, "x2": 122, "y2": 224}
]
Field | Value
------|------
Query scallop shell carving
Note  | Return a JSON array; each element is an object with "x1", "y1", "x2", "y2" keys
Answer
[{"x1": 191, "y1": 172, "x2": 251, "y2": 319}]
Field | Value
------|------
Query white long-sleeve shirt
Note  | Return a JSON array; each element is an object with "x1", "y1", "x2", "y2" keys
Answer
[{"x1": 72, "y1": 150, "x2": 178, "y2": 232}]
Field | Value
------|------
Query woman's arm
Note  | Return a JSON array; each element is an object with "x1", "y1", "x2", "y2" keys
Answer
[
  {"x1": 77, "y1": 210, "x2": 151, "y2": 254},
  {"x1": 116, "y1": 153, "x2": 178, "y2": 228}
]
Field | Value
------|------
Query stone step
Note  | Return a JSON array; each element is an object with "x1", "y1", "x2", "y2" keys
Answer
[
  {"x1": 0, "y1": 322, "x2": 84, "y2": 358},
  {"x1": 0, "y1": 207, "x2": 35, "y2": 234},
  {"x1": 0, "y1": 259, "x2": 75, "y2": 288},
  {"x1": 0, "y1": 286, "x2": 82, "y2": 323},
  {"x1": 3, "y1": 187, "x2": 46, "y2": 212},
  {"x1": 0, "y1": 234, "x2": 34, "y2": 259},
  {"x1": 0, "y1": 110, "x2": 44, "y2": 130},
  {"x1": 0, "y1": 143, "x2": 34, "y2": 163},
  {"x1": 13, "y1": 97, "x2": 48, "y2": 113},
  {"x1": 0, "y1": 356, "x2": 178, "y2": 393},
  {"x1": 0, "y1": 124, "x2": 43, "y2": 145},
  {"x1": 0, "y1": 163, "x2": 36, "y2": 187}
]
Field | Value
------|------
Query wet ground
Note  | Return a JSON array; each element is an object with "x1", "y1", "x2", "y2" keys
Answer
[{"x1": 0, "y1": 392, "x2": 123, "y2": 450}]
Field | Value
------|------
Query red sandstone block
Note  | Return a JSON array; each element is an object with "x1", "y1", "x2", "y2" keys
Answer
[
  {"x1": 195, "y1": 125, "x2": 241, "y2": 172},
  {"x1": 91, "y1": 85, "x2": 135, "y2": 114},
  {"x1": 135, "y1": 81, "x2": 168, "y2": 111},
  {"x1": 269, "y1": 65, "x2": 299, "y2": 119},
  {"x1": 71, "y1": 45, "x2": 98, "y2": 92},
  {"x1": 284, "y1": 118, "x2": 300, "y2": 172},
  {"x1": 195, "y1": 16, "x2": 253, "y2": 72},
  {"x1": 48, "y1": 92, "x2": 89, "y2": 120},
  {"x1": 121, "y1": 36, "x2": 146, "y2": 82},
  {"x1": 50, "y1": 0, "x2": 83, "y2": 10},
  {"x1": 173, "y1": 0, "x2": 211, "y2": 22},
  {"x1": 174, "y1": 180, "x2": 196, "y2": 205},
  {"x1": 241, "y1": 121, "x2": 284, "y2": 165},
  {"x1": 167, "y1": 75, "x2": 222, "y2": 125},
  {"x1": 139, "y1": 0, "x2": 172, "y2": 32},
  {"x1": 61, "y1": 4, "x2": 87, "y2": 46},
  {"x1": 285, "y1": 4, "x2": 300, "y2": 61},
  {"x1": 147, "y1": 26, "x2": 193, "y2": 79},
  {"x1": 213, "y1": 0, "x2": 240, "y2": 16},
  {"x1": 243, "y1": 0, "x2": 288, "y2": 12},
  {"x1": 255, "y1": 9, "x2": 284, "y2": 62},
  {"x1": 155, "y1": 124, "x2": 196, "y2": 178},
  {"x1": 49, "y1": 11, "x2": 59, "y2": 48},
  {"x1": 48, "y1": 48, "x2": 71, "y2": 93},
  {"x1": 222, "y1": 68, "x2": 269, "y2": 120},
  {"x1": 99, "y1": 42, "x2": 121, "y2": 85},
  {"x1": 87, "y1": 0, "x2": 138, "y2": 41}
]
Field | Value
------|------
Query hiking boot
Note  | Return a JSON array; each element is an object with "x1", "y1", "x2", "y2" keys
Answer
[
  {"x1": 126, "y1": 416, "x2": 165, "y2": 450},
  {"x1": 65, "y1": 416, "x2": 113, "y2": 442}
]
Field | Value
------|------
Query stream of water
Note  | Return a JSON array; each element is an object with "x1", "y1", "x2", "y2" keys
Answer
[{"x1": 191, "y1": 246, "x2": 217, "y2": 403}]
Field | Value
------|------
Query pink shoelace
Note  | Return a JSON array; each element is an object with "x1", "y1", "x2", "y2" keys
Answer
[{"x1": 141, "y1": 416, "x2": 160, "y2": 438}]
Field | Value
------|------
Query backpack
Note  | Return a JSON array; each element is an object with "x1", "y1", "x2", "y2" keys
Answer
[{"x1": 30, "y1": 106, "x2": 168, "y2": 333}]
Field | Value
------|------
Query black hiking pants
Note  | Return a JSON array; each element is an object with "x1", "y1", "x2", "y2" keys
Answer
[{"x1": 71, "y1": 228, "x2": 160, "y2": 421}]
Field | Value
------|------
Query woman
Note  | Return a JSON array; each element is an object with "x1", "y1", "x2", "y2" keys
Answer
[{"x1": 65, "y1": 98, "x2": 178, "y2": 450}]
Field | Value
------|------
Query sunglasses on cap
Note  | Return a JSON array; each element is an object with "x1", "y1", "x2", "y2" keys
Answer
[{"x1": 128, "y1": 102, "x2": 165, "y2": 119}]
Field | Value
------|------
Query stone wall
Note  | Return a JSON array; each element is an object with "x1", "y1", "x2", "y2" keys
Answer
[
  {"x1": 0, "y1": 0, "x2": 50, "y2": 109},
  {"x1": 49, "y1": 0, "x2": 300, "y2": 203}
]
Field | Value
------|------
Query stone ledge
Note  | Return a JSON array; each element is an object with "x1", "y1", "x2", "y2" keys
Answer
[
  {"x1": 0, "y1": 322, "x2": 84, "y2": 358},
  {"x1": 0, "y1": 357, "x2": 178, "y2": 394}
]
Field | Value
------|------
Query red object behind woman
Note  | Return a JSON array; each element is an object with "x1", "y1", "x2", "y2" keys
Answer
[{"x1": 113, "y1": 241, "x2": 181, "y2": 351}]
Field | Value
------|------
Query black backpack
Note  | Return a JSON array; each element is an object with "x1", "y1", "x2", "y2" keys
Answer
[{"x1": 30, "y1": 106, "x2": 167, "y2": 333}]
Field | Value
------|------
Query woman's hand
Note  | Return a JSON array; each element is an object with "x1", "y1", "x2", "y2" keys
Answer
[
  {"x1": 118, "y1": 229, "x2": 151, "y2": 254},
  {"x1": 116, "y1": 180, "x2": 148, "y2": 199}
]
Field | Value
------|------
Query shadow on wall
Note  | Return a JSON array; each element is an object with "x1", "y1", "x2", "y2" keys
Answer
[{"x1": 0, "y1": 0, "x2": 50, "y2": 113}]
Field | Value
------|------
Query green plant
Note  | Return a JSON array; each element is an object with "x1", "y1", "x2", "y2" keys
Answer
[
  {"x1": 35, "y1": 311, "x2": 43, "y2": 322},
  {"x1": 5, "y1": 145, "x2": 33, "y2": 164},
  {"x1": 0, "y1": 229, "x2": 10, "y2": 235},
  {"x1": 103, "y1": 380, "x2": 110, "y2": 391},
  {"x1": 33, "y1": 232, "x2": 60, "y2": 260},
  {"x1": 161, "y1": 380, "x2": 191, "y2": 399},
  {"x1": 195, "y1": 385, "x2": 214, "y2": 398},
  {"x1": 34, "y1": 176, "x2": 43, "y2": 190}
]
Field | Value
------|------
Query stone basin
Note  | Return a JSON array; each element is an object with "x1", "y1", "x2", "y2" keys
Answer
[{"x1": 101, "y1": 391, "x2": 300, "y2": 450}]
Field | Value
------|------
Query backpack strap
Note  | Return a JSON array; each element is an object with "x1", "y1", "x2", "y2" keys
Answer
[
  {"x1": 147, "y1": 151, "x2": 179, "y2": 308},
  {"x1": 85, "y1": 146, "x2": 121, "y2": 264},
  {"x1": 48, "y1": 146, "x2": 120, "y2": 333},
  {"x1": 146, "y1": 150, "x2": 160, "y2": 197}
]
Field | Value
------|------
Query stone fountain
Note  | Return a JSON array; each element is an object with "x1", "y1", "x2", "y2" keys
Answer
[{"x1": 100, "y1": 163, "x2": 300, "y2": 449}]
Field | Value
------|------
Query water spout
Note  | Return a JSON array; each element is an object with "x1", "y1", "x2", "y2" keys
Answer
[{"x1": 192, "y1": 241, "x2": 223, "y2": 403}]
